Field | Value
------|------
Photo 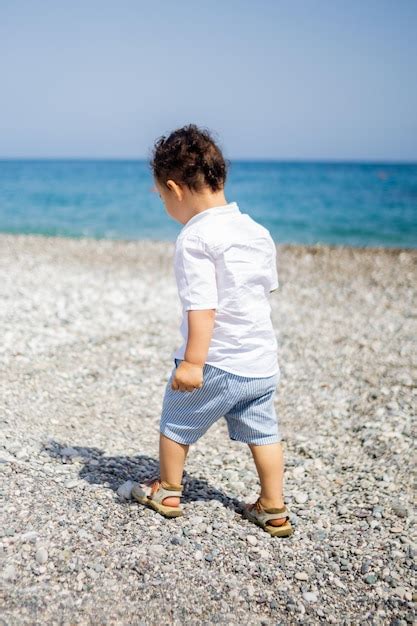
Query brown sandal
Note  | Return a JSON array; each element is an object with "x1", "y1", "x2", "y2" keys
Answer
[
  {"x1": 132, "y1": 476, "x2": 183, "y2": 518},
  {"x1": 243, "y1": 497, "x2": 293, "y2": 537}
]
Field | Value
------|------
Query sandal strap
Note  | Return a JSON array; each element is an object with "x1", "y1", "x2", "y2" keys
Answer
[
  {"x1": 148, "y1": 480, "x2": 183, "y2": 504},
  {"x1": 260, "y1": 509, "x2": 289, "y2": 522},
  {"x1": 251, "y1": 498, "x2": 289, "y2": 523}
]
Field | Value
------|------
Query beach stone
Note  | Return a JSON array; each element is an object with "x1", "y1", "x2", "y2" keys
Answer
[
  {"x1": 0, "y1": 453, "x2": 15, "y2": 464},
  {"x1": 246, "y1": 535, "x2": 257, "y2": 546},
  {"x1": 21, "y1": 531, "x2": 38, "y2": 543},
  {"x1": 230, "y1": 481, "x2": 245, "y2": 492},
  {"x1": 391, "y1": 550, "x2": 405, "y2": 559},
  {"x1": 15, "y1": 448, "x2": 29, "y2": 460},
  {"x1": 35, "y1": 547, "x2": 48, "y2": 565},
  {"x1": 295, "y1": 572, "x2": 308, "y2": 581},
  {"x1": 61, "y1": 447, "x2": 79, "y2": 458},
  {"x1": 392, "y1": 586, "x2": 407, "y2": 599},
  {"x1": 3, "y1": 564, "x2": 17, "y2": 581},
  {"x1": 364, "y1": 574, "x2": 378, "y2": 585},
  {"x1": 170, "y1": 536, "x2": 182, "y2": 545},
  {"x1": 64, "y1": 480, "x2": 79, "y2": 489},
  {"x1": 258, "y1": 549, "x2": 270, "y2": 559},
  {"x1": 117, "y1": 480, "x2": 133, "y2": 500},
  {"x1": 195, "y1": 523, "x2": 207, "y2": 534},
  {"x1": 148, "y1": 544, "x2": 164, "y2": 557},
  {"x1": 303, "y1": 592, "x2": 318, "y2": 603},
  {"x1": 294, "y1": 492, "x2": 308, "y2": 504},
  {"x1": 292, "y1": 466, "x2": 305, "y2": 479},
  {"x1": 392, "y1": 505, "x2": 408, "y2": 518},
  {"x1": 78, "y1": 529, "x2": 93, "y2": 541}
]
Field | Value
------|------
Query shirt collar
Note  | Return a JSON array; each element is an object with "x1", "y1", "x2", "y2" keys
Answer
[{"x1": 181, "y1": 201, "x2": 240, "y2": 231}]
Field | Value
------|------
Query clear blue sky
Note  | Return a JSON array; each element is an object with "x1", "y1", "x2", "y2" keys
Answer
[{"x1": 1, "y1": 0, "x2": 416, "y2": 160}]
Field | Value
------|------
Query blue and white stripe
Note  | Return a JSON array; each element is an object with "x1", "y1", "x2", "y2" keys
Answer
[{"x1": 160, "y1": 359, "x2": 281, "y2": 445}]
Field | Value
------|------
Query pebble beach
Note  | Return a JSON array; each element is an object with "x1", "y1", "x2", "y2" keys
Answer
[{"x1": 1, "y1": 233, "x2": 416, "y2": 625}]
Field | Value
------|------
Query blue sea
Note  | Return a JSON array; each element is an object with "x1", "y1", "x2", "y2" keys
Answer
[{"x1": 0, "y1": 160, "x2": 416, "y2": 248}]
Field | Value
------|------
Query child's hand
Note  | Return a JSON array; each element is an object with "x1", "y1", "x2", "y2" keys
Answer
[{"x1": 171, "y1": 361, "x2": 204, "y2": 392}]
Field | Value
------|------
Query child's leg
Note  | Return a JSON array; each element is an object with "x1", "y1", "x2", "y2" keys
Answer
[
  {"x1": 249, "y1": 441, "x2": 285, "y2": 520},
  {"x1": 159, "y1": 364, "x2": 234, "y2": 507},
  {"x1": 159, "y1": 433, "x2": 189, "y2": 507}
]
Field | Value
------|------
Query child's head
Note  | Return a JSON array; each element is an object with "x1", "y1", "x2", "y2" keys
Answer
[{"x1": 150, "y1": 124, "x2": 229, "y2": 223}]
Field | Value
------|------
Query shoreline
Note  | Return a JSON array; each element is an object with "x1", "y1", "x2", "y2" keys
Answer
[{"x1": 1, "y1": 230, "x2": 416, "y2": 254}]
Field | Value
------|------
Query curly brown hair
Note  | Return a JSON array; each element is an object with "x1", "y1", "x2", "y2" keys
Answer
[{"x1": 150, "y1": 124, "x2": 228, "y2": 192}]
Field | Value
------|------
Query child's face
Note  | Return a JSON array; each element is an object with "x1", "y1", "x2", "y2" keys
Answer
[{"x1": 154, "y1": 179, "x2": 188, "y2": 225}]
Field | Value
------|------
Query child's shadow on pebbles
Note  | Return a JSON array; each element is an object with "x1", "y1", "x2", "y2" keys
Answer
[{"x1": 44, "y1": 440, "x2": 242, "y2": 511}]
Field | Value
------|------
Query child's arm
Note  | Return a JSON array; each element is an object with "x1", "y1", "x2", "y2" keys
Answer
[
  {"x1": 172, "y1": 235, "x2": 218, "y2": 391},
  {"x1": 184, "y1": 309, "x2": 216, "y2": 366},
  {"x1": 172, "y1": 309, "x2": 215, "y2": 392}
]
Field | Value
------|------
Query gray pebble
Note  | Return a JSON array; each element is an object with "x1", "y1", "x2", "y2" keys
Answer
[
  {"x1": 94, "y1": 562, "x2": 105, "y2": 573},
  {"x1": 3, "y1": 564, "x2": 17, "y2": 581},
  {"x1": 117, "y1": 480, "x2": 134, "y2": 500},
  {"x1": 294, "y1": 492, "x2": 308, "y2": 504},
  {"x1": 148, "y1": 544, "x2": 164, "y2": 557},
  {"x1": 64, "y1": 480, "x2": 79, "y2": 489},
  {"x1": 61, "y1": 447, "x2": 78, "y2": 457},
  {"x1": 35, "y1": 547, "x2": 48, "y2": 565},
  {"x1": 364, "y1": 574, "x2": 377, "y2": 585},
  {"x1": 392, "y1": 586, "x2": 407, "y2": 598},
  {"x1": 302, "y1": 592, "x2": 318, "y2": 603},
  {"x1": 21, "y1": 531, "x2": 38, "y2": 542},
  {"x1": 392, "y1": 505, "x2": 407, "y2": 519},
  {"x1": 246, "y1": 535, "x2": 257, "y2": 546},
  {"x1": 170, "y1": 536, "x2": 182, "y2": 545}
]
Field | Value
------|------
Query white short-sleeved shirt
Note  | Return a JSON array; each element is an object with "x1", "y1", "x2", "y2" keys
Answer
[{"x1": 173, "y1": 201, "x2": 279, "y2": 378}]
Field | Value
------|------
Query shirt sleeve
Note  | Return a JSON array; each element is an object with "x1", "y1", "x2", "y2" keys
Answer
[
  {"x1": 175, "y1": 236, "x2": 218, "y2": 311},
  {"x1": 269, "y1": 237, "x2": 279, "y2": 292}
]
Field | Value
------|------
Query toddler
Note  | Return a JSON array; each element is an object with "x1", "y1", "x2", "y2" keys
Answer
[{"x1": 132, "y1": 124, "x2": 292, "y2": 537}]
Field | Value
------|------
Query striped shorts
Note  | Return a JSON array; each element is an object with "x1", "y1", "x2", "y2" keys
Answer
[{"x1": 160, "y1": 359, "x2": 281, "y2": 446}]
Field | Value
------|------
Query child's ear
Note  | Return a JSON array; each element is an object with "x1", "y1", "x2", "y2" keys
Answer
[{"x1": 166, "y1": 179, "x2": 183, "y2": 201}]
